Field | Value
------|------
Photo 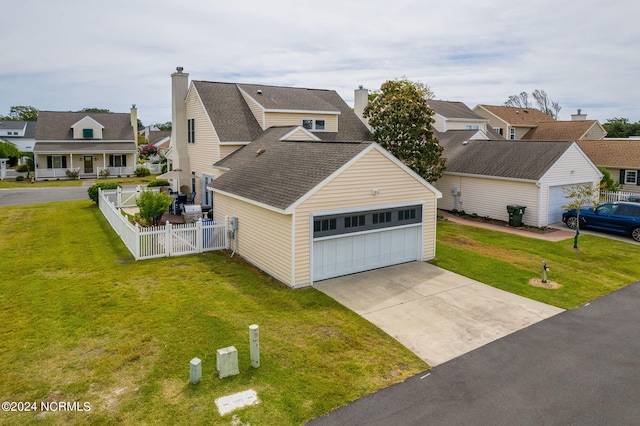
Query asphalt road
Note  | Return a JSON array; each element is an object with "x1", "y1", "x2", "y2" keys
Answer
[
  {"x1": 309, "y1": 281, "x2": 640, "y2": 426},
  {"x1": 0, "y1": 186, "x2": 90, "y2": 206}
]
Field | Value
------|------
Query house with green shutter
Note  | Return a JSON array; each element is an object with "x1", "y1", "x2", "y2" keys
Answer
[{"x1": 33, "y1": 109, "x2": 138, "y2": 180}]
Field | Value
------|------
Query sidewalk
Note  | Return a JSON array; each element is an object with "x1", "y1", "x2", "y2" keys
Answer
[{"x1": 439, "y1": 210, "x2": 575, "y2": 242}]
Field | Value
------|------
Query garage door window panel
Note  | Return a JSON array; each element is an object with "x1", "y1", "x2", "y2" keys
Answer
[{"x1": 313, "y1": 205, "x2": 422, "y2": 238}]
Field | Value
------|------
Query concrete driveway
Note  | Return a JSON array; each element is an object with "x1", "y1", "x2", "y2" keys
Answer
[{"x1": 314, "y1": 262, "x2": 563, "y2": 366}]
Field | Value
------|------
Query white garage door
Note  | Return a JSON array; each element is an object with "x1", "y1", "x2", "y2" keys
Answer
[
  {"x1": 313, "y1": 226, "x2": 422, "y2": 281},
  {"x1": 548, "y1": 185, "x2": 572, "y2": 224},
  {"x1": 312, "y1": 205, "x2": 424, "y2": 281}
]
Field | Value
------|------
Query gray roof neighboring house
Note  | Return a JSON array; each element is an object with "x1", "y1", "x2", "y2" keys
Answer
[
  {"x1": 35, "y1": 111, "x2": 135, "y2": 141},
  {"x1": 210, "y1": 126, "x2": 371, "y2": 211},
  {"x1": 0, "y1": 120, "x2": 37, "y2": 138},
  {"x1": 437, "y1": 130, "x2": 574, "y2": 180},
  {"x1": 428, "y1": 100, "x2": 486, "y2": 121},
  {"x1": 192, "y1": 81, "x2": 371, "y2": 144}
]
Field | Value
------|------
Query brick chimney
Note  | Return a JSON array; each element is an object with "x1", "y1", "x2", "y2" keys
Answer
[
  {"x1": 170, "y1": 67, "x2": 190, "y2": 172},
  {"x1": 354, "y1": 85, "x2": 369, "y2": 125}
]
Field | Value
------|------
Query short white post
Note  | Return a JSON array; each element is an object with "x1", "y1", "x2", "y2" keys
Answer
[
  {"x1": 190, "y1": 357, "x2": 202, "y2": 384},
  {"x1": 249, "y1": 324, "x2": 260, "y2": 368}
]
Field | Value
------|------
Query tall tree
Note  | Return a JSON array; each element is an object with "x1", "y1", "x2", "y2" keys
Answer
[
  {"x1": 363, "y1": 78, "x2": 445, "y2": 183},
  {"x1": 505, "y1": 90, "x2": 561, "y2": 119},
  {"x1": 154, "y1": 122, "x2": 172, "y2": 131},
  {"x1": 602, "y1": 118, "x2": 640, "y2": 138},
  {"x1": 0, "y1": 105, "x2": 38, "y2": 121},
  {"x1": 80, "y1": 107, "x2": 112, "y2": 113}
]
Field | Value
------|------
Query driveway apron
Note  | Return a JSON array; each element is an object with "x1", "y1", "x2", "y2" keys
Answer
[{"x1": 314, "y1": 262, "x2": 563, "y2": 366}]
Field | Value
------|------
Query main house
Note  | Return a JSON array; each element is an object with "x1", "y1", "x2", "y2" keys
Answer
[
  {"x1": 168, "y1": 68, "x2": 441, "y2": 287},
  {"x1": 33, "y1": 109, "x2": 138, "y2": 180}
]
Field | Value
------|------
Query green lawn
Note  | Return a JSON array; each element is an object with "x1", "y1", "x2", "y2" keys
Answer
[
  {"x1": 430, "y1": 221, "x2": 640, "y2": 309},
  {"x1": 0, "y1": 201, "x2": 426, "y2": 425}
]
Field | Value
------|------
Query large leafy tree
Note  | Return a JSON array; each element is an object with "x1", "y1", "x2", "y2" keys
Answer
[
  {"x1": 0, "y1": 141, "x2": 21, "y2": 159},
  {"x1": 363, "y1": 78, "x2": 445, "y2": 183},
  {"x1": 602, "y1": 118, "x2": 640, "y2": 138},
  {"x1": 0, "y1": 105, "x2": 38, "y2": 121}
]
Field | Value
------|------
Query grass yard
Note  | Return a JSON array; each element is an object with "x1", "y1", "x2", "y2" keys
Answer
[
  {"x1": 431, "y1": 221, "x2": 640, "y2": 309},
  {"x1": 0, "y1": 201, "x2": 426, "y2": 425}
]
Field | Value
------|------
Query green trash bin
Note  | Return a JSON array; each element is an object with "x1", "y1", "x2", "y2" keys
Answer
[{"x1": 507, "y1": 205, "x2": 526, "y2": 227}]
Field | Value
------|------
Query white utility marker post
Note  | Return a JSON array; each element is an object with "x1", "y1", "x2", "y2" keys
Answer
[{"x1": 249, "y1": 324, "x2": 260, "y2": 368}]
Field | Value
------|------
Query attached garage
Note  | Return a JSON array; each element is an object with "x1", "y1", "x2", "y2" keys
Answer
[
  {"x1": 312, "y1": 206, "x2": 423, "y2": 281},
  {"x1": 210, "y1": 127, "x2": 441, "y2": 287}
]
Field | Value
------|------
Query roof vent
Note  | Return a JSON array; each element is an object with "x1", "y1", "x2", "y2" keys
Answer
[
  {"x1": 256, "y1": 90, "x2": 262, "y2": 95},
  {"x1": 256, "y1": 148, "x2": 265, "y2": 156},
  {"x1": 462, "y1": 140, "x2": 469, "y2": 145},
  {"x1": 176, "y1": 66, "x2": 183, "y2": 73}
]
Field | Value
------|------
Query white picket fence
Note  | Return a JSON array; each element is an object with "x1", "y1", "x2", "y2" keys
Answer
[
  {"x1": 98, "y1": 188, "x2": 227, "y2": 260},
  {"x1": 600, "y1": 191, "x2": 640, "y2": 203}
]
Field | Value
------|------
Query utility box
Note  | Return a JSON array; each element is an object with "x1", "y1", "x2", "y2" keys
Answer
[
  {"x1": 216, "y1": 346, "x2": 239, "y2": 379},
  {"x1": 507, "y1": 205, "x2": 526, "y2": 227}
]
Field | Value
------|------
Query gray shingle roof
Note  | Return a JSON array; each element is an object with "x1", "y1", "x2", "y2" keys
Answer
[
  {"x1": 211, "y1": 126, "x2": 371, "y2": 210},
  {"x1": 437, "y1": 130, "x2": 574, "y2": 180},
  {"x1": 35, "y1": 111, "x2": 134, "y2": 141},
  {"x1": 192, "y1": 81, "x2": 371, "y2": 143},
  {"x1": 237, "y1": 84, "x2": 340, "y2": 112},
  {"x1": 32, "y1": 141, "x2": 137, "y2": 153},
  {"x1": 192, "y1": 81, "x2": 263, "y2": 142},
  {"x1": 428, "y1": 100, "x2": 486, "y2": 120}
]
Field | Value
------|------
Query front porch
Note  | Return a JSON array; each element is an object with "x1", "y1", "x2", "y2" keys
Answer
[{"x1": 34, "y1": 152, "x2": 136, "y2": 180}]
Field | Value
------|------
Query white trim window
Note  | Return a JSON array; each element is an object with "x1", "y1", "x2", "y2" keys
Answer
[
  {"x1": 302, "y1": 119, "x2": 326, "y2": 131},
  {"x1": 494, "y1": 127, "x2": 504, "y2": 136},
  {"x1": 624, "y1": 170, "x2": 638, "y2": 185},
  {"x1": 509, "y1": 128, "x2": 516, "y2": 140}
]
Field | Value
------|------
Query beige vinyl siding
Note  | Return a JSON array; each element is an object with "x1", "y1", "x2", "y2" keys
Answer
[
  {"x1": 219, "y1": 144, "x2": 243, "y2": 159},
  {"x1": 583, "y1": 123, "x2": 606, "y2": 140},
  {"x1": 473, "y1": 108, "x2": 509, "y2": 133},
  {"x1": 186, "y1": 88, "x2": 222, "y2": 204},
  {"x1": 512, "y1": 126, "x2": 533, "y2": 139},
  {"x1": 445, "y1": 121, "x2": 486, "y2": 132},
  {"x1": 264, "y1": 112, "x2": 338, "y2": 132},
  {"x1": 214, "y1": 193, "x2": 293, "y2": 285},
  {"x1": 295, "y1": 148, "x2": 438, "y2": 286},
  {"x1": 240, "y1": 90, "x2": 265, "y2": 129},
  {"x1": 435, "y1": 174, "x2": 539, "y2": 224}
]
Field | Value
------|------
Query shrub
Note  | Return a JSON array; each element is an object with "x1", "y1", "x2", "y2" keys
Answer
[
  {"x1": 87, "y1": 182, "x2": 121, "y2": 204},
  {"x1": 99, "y1": 169, "x2": 111, "y2": 178},
  {"x1": 15, "y1": 164, "x2": 30, "y2": 177},
  {"x1": 147, "y1": 180, "x2": 171, "y2": 188},
  {"x1": 65, "y1": 169, "x2": 80, "y2": 179},
  {"x1": 15, "y1": 175, "x2": 24, "y2": 181},
  {"x1": 134, "y1": 167, "x2": 150, "y2": 177},
  {"x1": 136, "y1": 191, "x2": 173, "y2": 225}
]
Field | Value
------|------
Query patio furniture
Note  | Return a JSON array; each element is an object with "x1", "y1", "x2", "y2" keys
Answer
[{"x1": 188, "y1": 192, "x2": 196, "y2": 204}]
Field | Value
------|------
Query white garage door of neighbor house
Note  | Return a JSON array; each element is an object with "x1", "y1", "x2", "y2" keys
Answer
[
  {"x1": 312, "y1": 206, "x2": 423, "y2": 281},
  {"x1": 548, "y1": 184, "x2": 587, "y2": 224}
]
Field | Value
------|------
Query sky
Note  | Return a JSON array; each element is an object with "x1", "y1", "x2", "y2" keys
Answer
[{"x1": 2, "y1": 0, "x2": 639, "y2": 126}]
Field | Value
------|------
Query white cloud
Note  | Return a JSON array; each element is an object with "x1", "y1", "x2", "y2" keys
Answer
[{"x1": 1, "y1": 0, "x2": 639, "y2": 124}]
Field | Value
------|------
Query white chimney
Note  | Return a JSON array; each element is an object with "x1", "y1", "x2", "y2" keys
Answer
[
  {"x1": 354, "y1": 85, "x2": 369, "y2": 125},
  {"x1": 170, "y1": 67, "x2": 190, "y2": 172},
  {"x1": 571, "y1": 108, "x2": 587, "y2": 121}
]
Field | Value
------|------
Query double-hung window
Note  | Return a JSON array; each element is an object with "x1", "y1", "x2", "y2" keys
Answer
[
  {"x1": 625, "y1": 170, "x2": 638, "y2": 185},
  {"x1": 302, "y1": 119, "x2": 326, "y2": 131}
]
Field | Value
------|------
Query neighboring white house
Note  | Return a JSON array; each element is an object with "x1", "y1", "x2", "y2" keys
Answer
[
  {"x1": 435, "y1": 130, "x2": 602, "y2": 226},
  {"x1": 33, "y1": 109, "x2": 138, "y2": 180},
  {"x1": 0, "y1": 121, "x2": 37, "y2": 152}
]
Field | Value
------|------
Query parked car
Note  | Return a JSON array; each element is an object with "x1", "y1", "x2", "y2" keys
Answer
[
  {"x1": 562, "y1": 202, "x2": 640, "y2": 242},
  {"x1": 627, "y1": 196, "x2": 640, "y2": 202}
]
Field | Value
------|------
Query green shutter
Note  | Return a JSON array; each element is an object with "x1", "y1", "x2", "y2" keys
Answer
[
  {"x1": 47, "y1": 156, "x2": 52, "y2": 168},
  {"x1": 62, "y1": 157, "x2": 67, "y2": 168},
  {"x1": 122, "y1": 156, "x2": 126, "y2": 167},
  {"x1": 83, "y1": 128, "x2": 93, "y2": 138}
]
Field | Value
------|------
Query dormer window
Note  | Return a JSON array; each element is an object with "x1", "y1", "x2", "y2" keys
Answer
[
  {"x1": 83, "y1": 128, "x2": 94, "y2": 138},
  {"x1": 302, "y1": 119, "x2": 326, "y2": 131}
]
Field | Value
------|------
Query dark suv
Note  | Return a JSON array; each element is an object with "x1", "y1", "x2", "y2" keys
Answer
[{"x1": 562, "y1": 202, "x2": 640, "y2": 242}]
